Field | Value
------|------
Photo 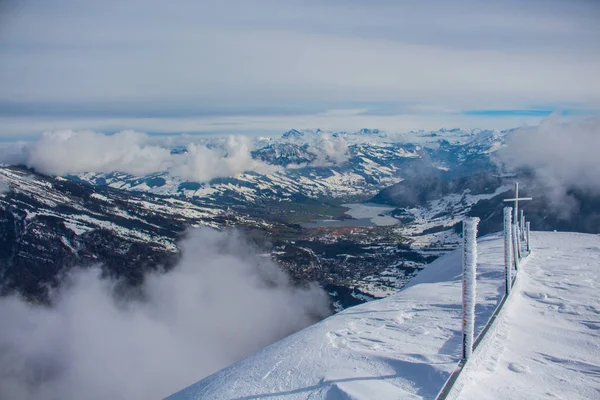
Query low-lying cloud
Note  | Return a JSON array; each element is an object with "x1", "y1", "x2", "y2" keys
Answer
[
  {"x1": 0, "y1": 130, "x2": 270, "y2": 180},
  {"x1": 316, "y1": 133, "x2": 350, "y2": 165},
  {"x1": 281, "y1": 131, "x2": 350, "y2": 167},
  {"x1": 170, "y1": 136, "x2": 277, "y2": 181},
  {"x1": 498, "y1": 115, "x2": 600, "y2": 207},
  {"x1": 0, "y1": 228, "x2": 331, "y2": 400},
  {"x1": 19, "y1": 130, "x2": 280, "y2": 180},
  {"x1": 25, "y1": 130, "x2": 173, "y2": 176},
  {"x1": 0, "y1": 130, "x2": 352, "y2": 181}
]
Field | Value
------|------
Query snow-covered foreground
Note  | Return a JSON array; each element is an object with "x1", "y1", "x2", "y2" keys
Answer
[
  {"x1": 453, "y1": 232, "x2": 600, "y2": 400},
  {"x1": 167, "y1": 232, "x2": 600, "y2": 400}
]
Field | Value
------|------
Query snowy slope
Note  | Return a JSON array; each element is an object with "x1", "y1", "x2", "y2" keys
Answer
[
  {"x1": 166, "y1": 232, "x2": 599, "y2": 400},
  {"x1": 452, "y1": 232, "x2": 600, "y2": 400},
  {"x1": 166, "y1": 233, "x2": 509, "y2": 399}
]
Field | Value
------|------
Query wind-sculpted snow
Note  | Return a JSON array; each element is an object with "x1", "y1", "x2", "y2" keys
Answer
[
  {"x1": 0, "y1": 228, "x2": 331, "y2": 400},
  {"x1": 168, "y1": 232, "x2": 600, "y2": 399},
  {"x1": 455, "y1": 232, "x2": 600, "y2": 399}
]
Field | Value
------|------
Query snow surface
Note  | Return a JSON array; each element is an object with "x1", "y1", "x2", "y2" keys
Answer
[
  {"x1": 167, "y1": 232, "x2": 599, "y2": 400},
  {"x1": 165, "y1": 232, "x2": 500, "y2": 399},
  {"x1": 451, "y1": 232, "x2": 600, "y2": 400}
]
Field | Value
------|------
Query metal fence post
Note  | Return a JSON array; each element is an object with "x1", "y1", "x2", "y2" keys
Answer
[
  {"x1": 512, "y1": 222, "x2": 520, "y2": 271},
  {"x1": 462, "y1": 217, "x2": 479, "y2": 361},
  {"x1": 503, "y1": 207, "x2": 513, "y2": 294},
  {"x1": 520, "y1": 210, "x2": 525, "y2": 241},
  {"x1": 526, "y1": 221, "x2": 531, "y2": 252},
  {"x1": 515, "y1": 221, "x2": 522, "y2": 260}
]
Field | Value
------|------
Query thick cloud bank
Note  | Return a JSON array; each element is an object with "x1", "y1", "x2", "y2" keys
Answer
[
  {"x1": 25, "y1": 130, "x2": 173, "y2": 176},
  {"x1": 498, "y1": 116, "x2": 600, "y2": 204},
  {"x1": 4, "y1": 130, "x2": 279, "y2": 180},
  {"x1": 0, "y1": 228, "x2": 331, "y2": 400},
  {"x1": 0, "y1": 130, "x2": 352, "y2": 181}
]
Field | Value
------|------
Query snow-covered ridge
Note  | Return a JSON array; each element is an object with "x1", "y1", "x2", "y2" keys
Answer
[
  {"x1": 71, "y1": 128, "x2": 508, "y2": 204},
  {"x1": 0, "y1": 167, "x2": 222, "y2": 251},
  {"x1": 166, "y1": 232, "x2": 600, "y2": 400}
]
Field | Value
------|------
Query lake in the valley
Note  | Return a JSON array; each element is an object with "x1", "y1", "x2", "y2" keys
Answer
[{"x1": 301, "y1": 203, "x2": 398, "y2": 228}]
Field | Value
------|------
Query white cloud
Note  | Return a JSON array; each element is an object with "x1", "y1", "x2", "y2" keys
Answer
[
  {"x1": 0, "y1": 0, "x2": 598, "y2": 140},
  {"x1": 0, "y1": 112, "x2": 552, "y2": 139},
  {"x1": 0, "y1": 228, "x2": 331, "y2": 400},
  {"x1": 2, "y1": 128, "x2": 354, "y2": 180},
  {"x1": 498, "y1": 115, "x2": 600, "y2": 207},
  {"x1": 8, "y1": 130, "x2": 280, "y2": 181},
  {"x1": 170, "y1": 136, "x2": 279, "y2": 181},
  {"x1": 314, "y1": 133, "x2": 350, "y2": 165},
  {"x1": 24, "y1": 130, "x2": 173, "y2": 176},
  {"x1": 3, "y1": 25, "x2": 597, "y2": 106}
]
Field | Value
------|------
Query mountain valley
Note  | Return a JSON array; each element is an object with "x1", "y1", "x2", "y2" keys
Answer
[{"x1": 2, "y1": 127, "x2": 597, "y2": 310}]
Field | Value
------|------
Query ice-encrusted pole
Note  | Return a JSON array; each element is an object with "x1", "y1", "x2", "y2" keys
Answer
[
  {"x1": 515, "y1": 222, "x2": 522, "y2": 260},
  {"x1": 503, "y1": 182, "x2": 532, "y2": 261},
  {"x1": 526, "y1": 221, "x2": 531, "y2": 252},
  {"x1": 503, "y1": 207, "x2": 513, "y2": 295},
  {"x1": 512, "y1": 222, "x2": 520, "y2": 271},
  {"x1": 520, "y1": 210, "x2": 525, "y2": 241},
  {"x1": 462, "y1": 217, "x2": 479, "y2": 361}
]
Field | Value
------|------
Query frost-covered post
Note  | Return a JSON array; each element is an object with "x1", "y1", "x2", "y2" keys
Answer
[
  {"x1": 512, "y1": 222, "x2": 520, "y2": 271},
  {"x1": 515, "y1": 222, "x2": 522, "y2": 260},
  {"x1": 526, "y1": 221, "x2": 531, "y2": 252},
  {"x1": 462, "y1": 217, "x2": 479, "y2": 361},
  {"x1": 503, "y1": 183, "x2": 532, "y2": 262},
  {"x1": 503, "y1": 207, "x2": 513, "y2": 295},
  {"x1": 520, "y1": 210, "x2": 525, "y2": 240}
]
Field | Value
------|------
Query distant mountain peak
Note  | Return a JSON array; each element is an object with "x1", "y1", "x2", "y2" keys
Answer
[
  {"x1": 357, "y1": 128, "x2": 381, "y2": 135},
  {"x1": 251, "y1": 142, "x2": 317, "y2": 167},
  {"x1": 281, "y1": 129, "x2": 304, "y2": 139},
  {"x1": 170, "y1": 145, "x2": 188, "y2": 155}
]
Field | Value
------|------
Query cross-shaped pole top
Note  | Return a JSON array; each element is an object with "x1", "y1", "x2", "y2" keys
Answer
[{"x1": 503, "y1": 182, "x2": 532, "y2": 226}]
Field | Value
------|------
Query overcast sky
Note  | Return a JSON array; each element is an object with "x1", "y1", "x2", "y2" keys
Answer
[{"x1": 0, "y1": 0, "x2": 599, "y2": 138}]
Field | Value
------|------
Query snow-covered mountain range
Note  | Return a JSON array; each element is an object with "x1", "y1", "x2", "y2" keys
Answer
[
  {"x1": 0, "y1": 127, "x2": 510, "y2": 306},
  {"x1": 71, "y1": 128, "x2": 506, "y2": 205},
  {"x1": 2, "y1": 126, "x2": 598, "y2": 309}
]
